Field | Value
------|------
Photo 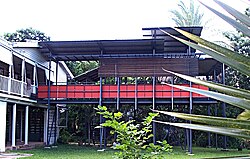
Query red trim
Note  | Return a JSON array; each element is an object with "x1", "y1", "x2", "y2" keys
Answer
[{"x1": 38, "y1": 84, "x2": 209, "y2": 99}]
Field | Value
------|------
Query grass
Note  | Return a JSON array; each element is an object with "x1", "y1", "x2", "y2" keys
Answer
[{"x1": 10, "y1": 144, "x2": 250, "y2": 159}]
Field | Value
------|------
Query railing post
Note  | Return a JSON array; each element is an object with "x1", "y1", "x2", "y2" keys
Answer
[
  {"x1": 21, "y1": 59, "x2": 26, "y2": 97},
  {"x1": 116, "y1": 77, "x2": 120, "y2": 111},
  {"x1": 134, "y1": 77, "x2": 138, "y2": 115},
  {"x1": 8, "y1": 65, "x2": 12, "y2": 94},
  {"x1": 32, "y1": 64, "x2": 37, "y2": 94}
]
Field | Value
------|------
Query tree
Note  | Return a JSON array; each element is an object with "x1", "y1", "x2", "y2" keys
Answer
[
  {"x1": 4, "y1": 27, "x2": 50, "y2": 42},
  {"x1": 154, "y1": 0, "x2": 250, "y2": 142},
  {"x1": 170, "y1": 0, "x2": 204, "y2": 26},
  {"x1": 66, "y1": 61, "x2": 98, "y2": 76},
  {"x1": 96, "y1": 106, "x2": 172, "y2": 159}
]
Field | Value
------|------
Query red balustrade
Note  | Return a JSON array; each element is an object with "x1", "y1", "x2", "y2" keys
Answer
[{"x1": 38, "y1": 84, "x2": 208, "y2": 99}]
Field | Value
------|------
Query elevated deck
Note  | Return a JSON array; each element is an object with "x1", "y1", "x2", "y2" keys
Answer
[{"x1": 38, "y1": 84, "x2": 216, "y2": 104}]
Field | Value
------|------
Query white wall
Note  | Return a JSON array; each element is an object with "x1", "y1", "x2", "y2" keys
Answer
[{"x1": 0, "y1": 101, "x2": 7, "y2": 152}]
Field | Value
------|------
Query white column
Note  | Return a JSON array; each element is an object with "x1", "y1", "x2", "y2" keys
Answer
[
  {"x1": 11, "y1": 104, "x2": 16, "y2": 148},
  {"x1": 24, "y1": 106, "x2": 29, "y2": 145},
  {"x1": 0, "y1": 101, "x2": 7, "y2": 152}
]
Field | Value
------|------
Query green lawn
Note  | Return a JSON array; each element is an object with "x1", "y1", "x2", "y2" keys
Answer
[{"x1": 10, "y1": 144, "x2": 250, "y2": 159}]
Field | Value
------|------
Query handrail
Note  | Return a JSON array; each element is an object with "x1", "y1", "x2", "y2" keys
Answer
[
  {"x1": 0, "y1": 74, "x2": 35, "y2": 97},
  {"x1": 38, "y1": 84, "x2": 208, "y2": 99}
]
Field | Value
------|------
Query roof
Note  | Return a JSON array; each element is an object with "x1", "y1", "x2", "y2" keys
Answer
[
  {"x1": 38, "y1": 27, "x2": 203, "y2": 61},
  {"x1": 74, "y1": 67, "x2": 99, "y2": 82},
  {"x1": 142, "y1": 26, "x2": 203, "y2": 56}
]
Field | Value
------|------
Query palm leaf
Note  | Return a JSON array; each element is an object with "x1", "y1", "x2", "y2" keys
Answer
[
  {"x1": 165, "y1": 84, "x2": 250, "y2": 110},
  {"x1": 213, "y1": 0, "x2": 250, "y2": 27},
  {"x1": 160, "y1": 29, "x2": 250, "y2": 76},
  {"x1": 173, "y1": 28, "x2": 250, "y2": 66},
  {"x1": 237, "y1": 110, "x2": 250, "y2": 120},
  {"x1": 162, "y1": 69, "x2": 250, "y2": 100},
  {"x1": 153, "y1": 110, "x2": 250, "y2": 130},
  {"x1": 198, "y1": 1, "x2": 250, "y2": 37},
  {"x1": 154, "y1": 120, "x2": 250, "y2": 139}
]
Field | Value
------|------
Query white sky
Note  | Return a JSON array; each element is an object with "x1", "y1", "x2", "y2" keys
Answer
[{"x1": 0, "y1": 0, "x2": 249, "y2": 41}]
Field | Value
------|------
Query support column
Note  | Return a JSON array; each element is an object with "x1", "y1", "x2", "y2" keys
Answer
[
  {"x1": 171, "y1": 77, "x2": 174, "y2": 110},
  {"x1": 221, "y1": 63, "x2": 227, "y2": 150},
  {"x1": 46, "y1": 57, "x2": 52, "y2": 146},
  {"x1": 0, "y1": 101, "x2": 7, "y2": 152},
  {"x1": 99, "y1": 77, "x2": 103, "y2": 149},
  {"x1": 20, "y1": 110, "x2": 23, "y2": 142},
  {"x1": 215, "y1": 104, "x2": 218, "y2": 149},
  {"x1": 152, "y1": 76, "x2": 156, "y2": 144},
  {"x1": 12, "y1": 104, "x2": 17, "y2": 148},
  {"x1": 188, "y1": 81, "x2": 193, "y2": 154},
  {"x1": 207, "y1": 105, "x2": 211, "y2": 147},
  {"x1": 24, "y1": 106, "x2": 29, "y2": 145},
  {"x1": 44, "y1": 109, "x2": 48, "y2": 144}
]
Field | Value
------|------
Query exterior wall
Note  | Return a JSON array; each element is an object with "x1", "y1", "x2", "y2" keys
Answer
[
  {"x1": 0, "y1": 101, "x2": 7, "y2": 152},
  {"x1": 13, "y1": 43, "x2": 71, "y2": 84}
]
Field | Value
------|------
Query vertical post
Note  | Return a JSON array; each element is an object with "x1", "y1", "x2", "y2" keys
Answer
[
  {"x1": 188, "y1": 81, "x2": 193, "y2": 154},
  {"x1": 99, "y1": 77, "x2": 103, "y2": 149},
  {"x1": 20, "y1": 110, "x2": 23, "y2": 142},
  {"x1": 221, "y1": 63, "x2": 227, "y2": 150},
  {"x1": 46, "y1": 56, "x2": 52, "y2": 146},
  {"x1": 134, "y1": 77, "x2": 138, "y2": 116},
  {"x1": 0, "y1": 101, "x2": 7, "y2": 152},
  {"x1": 8, "y1": 65, "x2": 12, "y2": 94},
  {"x1": 12, "y1": 104, "x2": 16, "y2": 148},
  {"x1": 33, "y1": 65, "x2": 37, "y2": 93},
  {"x1": 207, "y1": 105, "x2": 211, "y2": 147},
  {"x1": 55, "y1": 61, "x2": 59, "y2": 99},
  {"x1": 21, "y1": 59, "x2": 25, "y2": 97},
  {"x1": 152, "y1": 76, "x2": 156, "y2": 144},
  {"x1": 24, "y1": 106, "x2": 29, "y2": 145},
  {"x1": 215, "y1": 104, "x2": 218, "y2": 149},
  {"x1": 171, "y1": 77, "x2": 174, "y2": 110},
  {"x1": 44, "y1": 109, "x2": 48, "y2": 145},
  {"x1": 116, "y1": 77, "x2": 120, "y2": 110}
]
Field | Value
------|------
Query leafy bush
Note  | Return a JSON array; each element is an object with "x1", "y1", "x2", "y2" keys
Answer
[{"x1": 96, "y1": 106, "x2": 172, "y2": 159}]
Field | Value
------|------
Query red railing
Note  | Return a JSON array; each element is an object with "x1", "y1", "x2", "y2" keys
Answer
[{"x1": 38, "y1": 84, "x2": 208, "y2": 99}]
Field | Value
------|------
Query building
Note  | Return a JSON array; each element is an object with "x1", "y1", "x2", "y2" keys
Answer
[
  {"x1": 0, "y1": 38, "x2": 73, "y2": 152},
  {"x1": 0, "y1": 27, "x2": 223, "y2": 152}
]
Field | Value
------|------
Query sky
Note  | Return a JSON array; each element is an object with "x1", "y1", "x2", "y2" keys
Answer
[{"x1": 0, "y1": 0, "x2": 249, "y2": 41}]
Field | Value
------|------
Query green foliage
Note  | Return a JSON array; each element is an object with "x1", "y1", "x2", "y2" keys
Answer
[
  {"x1": 155, "y1": 1, "x2": 250, "y2": 141},
  {"x1": 4, "y1": 27, "x2": 50, "y2": 42},
  {"x1": 170, "y1": 0, "x2": 204, "y2": 27},
  {"x1": 66, "y1": 61, "x2": 98, "y2": 76},
  {"x1": 96, "y1": 106, "x2": 172, "y2": 159}
]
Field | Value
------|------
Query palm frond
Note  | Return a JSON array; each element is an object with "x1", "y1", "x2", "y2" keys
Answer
[
  {"x1": 154, "y1": 120, "x2": 250, "y2": 139},
  {"x1": 153, "y1": 110, "x2": 250, "y2": 130},
  {"x1": 162, "y1": 69, "x2": 250, "y2": 100}
]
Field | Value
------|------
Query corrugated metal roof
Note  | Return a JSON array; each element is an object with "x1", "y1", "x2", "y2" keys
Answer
[{"x1": 38, "y1": 27, "x2": 203, "y2": 61}]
